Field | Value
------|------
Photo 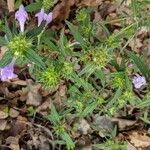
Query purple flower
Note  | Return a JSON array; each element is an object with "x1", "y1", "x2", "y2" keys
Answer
[
  {"x1": 35, "y1": 9, "x2": 53, "y2": 26},
  {"x1": 44, "y1": 12, "x2": 53, "y2": 26},
  {"x1": 35, "y1": 8, "x2": 45, "y2": 27},
  {"x1": 0, "y1": 59, "x2": 17, "y2": 81},
  {"x1": 132, "y1": 74, "x2": 146, "y2": 89},
  {"x1": 15, "y1": 4, "x2": 28, "y2": 32}
]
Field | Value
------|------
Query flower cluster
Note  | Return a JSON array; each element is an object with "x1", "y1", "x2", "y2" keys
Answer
[
  {"x1": 0, "y1": 59, "x2": 17, "y2": 81},
  {"x1": 15, "y1": 4, "x2": 28, "y2": 32},
  {"x1": 35, "y1": 8, "x2": 53, "y2": 27},
  {"x1": 38, "y1": 66, "x2": 59, "y2": 88},
  {"x1": 8, "y1": 35, "x2": 32, "y2": 56},
  {"x1": 132, "y1": 74, "x2": 146, "y2": 89},
  {"x1": 0, "y1": 4, "x2": 53, "y2": 82}
]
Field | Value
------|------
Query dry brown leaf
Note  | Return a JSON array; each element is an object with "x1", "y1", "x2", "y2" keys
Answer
[
  {"x1": 78, "y1": 119, "x2": 91, "y2": 135},
  {"x1": 10, "y1": 116, "x2": 27, "y2": 136},
  {"x1": 76, "y1": 0, "x2": 103, "y2": 7},
  {"x1": 0, "y1": 46, "x2": 7, "y2": 59},
  {"x1": 0, "y1": 111, "x2": 8, "y2": 119},
  {"x1": 0, "y1": 119, "x2": 7, "y2": 131},
  {"x1": 26, "y1": 79, "x2": 42, "y2": 106},
  {"x1": 127, "y1": 142, "x2": 137, "y2": 150},
  {"x1": 37, "y1": 97, "x2": 51, "y2": 115},
  {"x1": 129, "y1": 132, "x2": 150, "y2": 149},
  {"x1": 129, "y1": 38, "x2": 143, "y2": 53},
  {"x1": 81, "y1": 145, "x2": 92, "y2": 150},
  {"x1": 6, "y1": 136, "x2": 20, "y2": 150},
  {"x1": 112, "y1": 118, "x2": 136, "y2": 131},
  {"x1": 9, "y1": 108, "x2": 19, "y2": 118},
  {"x1": 52, "y1": 0, "x2": 75, "y2": 23},
  {"x1": 94, "y1": 115, "x2": 115, "y2": 137}
]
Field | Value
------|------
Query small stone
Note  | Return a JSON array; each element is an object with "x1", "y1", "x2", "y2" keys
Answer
[{"x1": 9, "y1": 108, "x2": 19, "y2": 118}]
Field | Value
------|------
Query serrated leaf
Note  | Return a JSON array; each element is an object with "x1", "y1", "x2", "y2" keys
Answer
[
  {"x1": 80, "y1": 101, "x2": 97, "y2": 117},
  {"x1": 79, "y1": 63, "x2": 96, "y2": 77},
  {"x1": 3, "y1": 18, "x2": 13, "y2": 40},
  {"x1": 24, "y1": 49, "x2": 45, "y2": 68},
  {"x1": 66, "y1": 21, "x2": 88, "y2": 49},
  {"x1": 47, "y1": 103, "x2": 60, "y2": 124},
  {"x1": 61, "y1": 132, "x2": 74, "y2": 150},
  {"x1": 0, "y1": 50, "x2": 13, "y2": 67},
  {"x1": 128, "y1": 51, "x2": 150, "y2": 77},
  {"x1": 137, "y1": 98, "x2": 150, "y2": 108},
  {"x1": 106, "y1": 88, "x2": 122, "y2": 108},
  {"x1": 0, "y1": 36, "x2": 7, "y2": 46},
  {"x1": 95, "y1": 69, "x2": 106, "y2": 87},
  {"x1": 42, "y1": 36, "x2": 58, "y2": 51}
]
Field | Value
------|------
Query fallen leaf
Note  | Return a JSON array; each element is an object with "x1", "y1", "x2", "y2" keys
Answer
[
  {"x1": 0, "y1": 111, "x2": 8, "y2": 119},
  {"x1": 127, "y1": 142, "x2": 137, "y2": 150},
  {"x1": 0, "y1": 119, "x2": 7, "y2": 131},
  {"x1": 52, "y1": 0, "x2": 75, "y2": 23},
  {"x1": 9, "y1": 108, "x2": 19, "y2": 118},
  {"x1": 78, "y1": 119, "x2": 91, "y2": 135},
  {"x1": 94, "y1": 115, "x2": 115, "y2": 137},
  {"x1": 76, "y1": 0, "x2": 102, "y2": 7},
  {"x1": 26, "y1": 79, "x2": 42, "y2": 106},
  {"x1": 37, "y1": 97, "x2": 51, "y2": 115},
  {"x1": 81, "y1": 145, "x2": 92, "y2": 150},
  {"x1": 111, "y1": 118, "x2": 136, "y2": 131},
  {"x1": 0, "y1": 46, "x2": 8, "y2": 59},
  {"x1": 9, "y1": 116, "x2": 27, "y2": 136},
  {"x1": 6, "y1": 136, "x2": 20, "y2": 150},
  {"x1": 129, "y1": 131, "x2": 150, "y2": 149}
]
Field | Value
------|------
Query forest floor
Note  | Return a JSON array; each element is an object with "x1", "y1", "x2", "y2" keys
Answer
[{"x1": 0, "y1": 0, "x2": 150, "y2": 150}]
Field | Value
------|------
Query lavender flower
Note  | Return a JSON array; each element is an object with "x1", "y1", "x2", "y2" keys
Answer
[
  {"x1": 35, "y1": 8, "x2": 45, "y2": 27},
  {"x1": 15, "y1": 4, "x2": 28, "y2": 32},
  {"x1": 0, "y1": 60, "x2": 17, "y2": 81},
  {"x1": 44, "y1": 12, "x2": 53, "y2": 26},
  {"x1": 35, "y1": 8, "x2": 52, "y2": 26},
  {"x1": 132, "y1": 74, "x2": 146, "y2": 89}
]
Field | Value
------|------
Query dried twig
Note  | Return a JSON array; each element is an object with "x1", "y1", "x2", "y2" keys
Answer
[{"x1": 7, "y1": 0, "x2": 15, "y2": 12}]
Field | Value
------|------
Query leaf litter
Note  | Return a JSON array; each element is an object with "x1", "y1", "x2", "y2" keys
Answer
[{"x1": 0, "y1": 0, "x2": 150, "y2": 149}]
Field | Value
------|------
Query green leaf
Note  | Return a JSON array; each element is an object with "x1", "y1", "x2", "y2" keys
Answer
[
  {"x1": 131, "y1": 0, "x2": 138, "y2": 18},
  {"x1": 15, "y1": 0, "x2": 22, "y2": 9},
  {"x1": 60, "y1": 132, "x2": 75, "y2": 150},
  {"x1": 59, "y1": 30, "x2": 70, "y2": 56},
  {"x1": 25, "y1": 2, "x2": 42, "y2": 12},
  {"x1": 80, "y1": 101, "x2": 97, "y2": 117},
  {"x1": 128, "y1": 51, "x2": 150, "y2": 77},
  {"x1": 137, "y1": 98, "x2": 150, "y2": 108},
  {"x1": 0, "y1": 51, "x2": 13, "y2": 67},
  {"x1": 95, "y1": 69, "x2": 106, "y2": 87},
  {"x1": 47, "y1": 103, "x2": 60, "y2": 124},
  {"x1": 0, "y1": 36, "x2": 7, "y2": 46},
  {"x1": 42, "y1": 36, "x2": 58, "y2": 51},
  {"x1": 66, "y1": 21, "x2": 88, "y2": 49},
  {"x1": 3, "y1": 18, "x2": 13, "y2": 40},
  {"x1": 26, "y1": 25, "x2": 44, "y2": 38},
  {"x1": 106, "y1": 88, "x2": 122, "y2": 108},
  {"x1": 79, "y1": 63, "x2": 96, "y2": 78},
  {"x1": 24, "y1": 49, "x2": 45, "y2": 68}
]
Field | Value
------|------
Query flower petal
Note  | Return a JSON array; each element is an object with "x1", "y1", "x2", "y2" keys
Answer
[
  {"x1": 35, "y1": 8, "x2": 45, "y2": 27},
  {"x1": 44, "y1": 12, "x2": 53, "y2": 26},
  {"x1": 15, "y1": 4, "x2": 28, "y2": 32}
]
